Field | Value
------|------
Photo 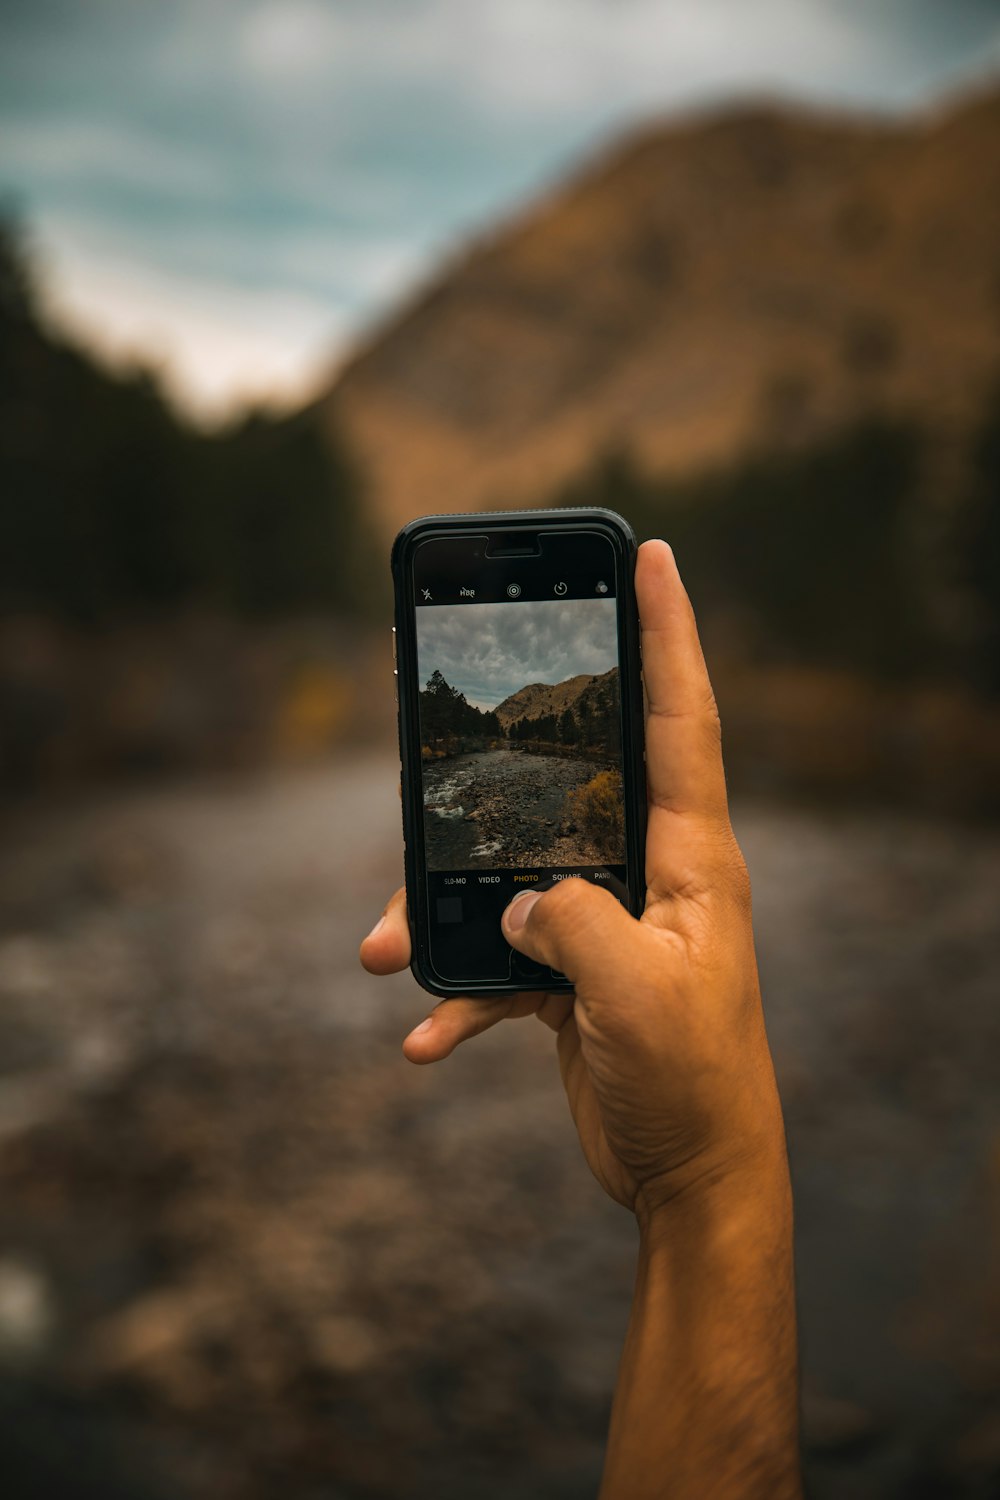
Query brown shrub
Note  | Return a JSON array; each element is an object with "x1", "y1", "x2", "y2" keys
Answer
[{"x1": 567, "y1": 769, "x2": 624, "y2": 850}]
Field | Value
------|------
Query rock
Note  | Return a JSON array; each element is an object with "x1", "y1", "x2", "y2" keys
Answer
[
  {"x1": 309, "y1": 1314, "x2": 384, "y2": 1375},
  {"x1": 83, "y1": 829, "x2": 173, "y2": 900},
  {"x1": 90, "y1": 1283, "x2": 231, "y2": 1374},
  {"x1": 0, "y1": 1257, "x2": 55, "y2": 1363},
  {"x1": 0, "y1": 935, "x2": 58, "y2": 1000}
]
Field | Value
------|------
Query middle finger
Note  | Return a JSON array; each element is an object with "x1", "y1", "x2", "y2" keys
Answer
[{"x1": 403, "y1": 990, "x2": 555, "y2": 1063}]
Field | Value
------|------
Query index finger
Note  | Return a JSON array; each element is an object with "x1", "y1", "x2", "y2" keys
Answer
[
  {"x1": 634, "y1": 540, "x2": 731, "y2": 880},
  {"x1": 359, "y1": 886, "x2": 562, "y2": 1062}
]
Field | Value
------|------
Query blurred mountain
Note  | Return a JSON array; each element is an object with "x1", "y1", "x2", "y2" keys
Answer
[
  {"x1": 494, "y1": 668, "x2": 616, "y2": 732},
  {"x1": 2, "y1": 89, "x2": 999, "y2": 799},
  {"x1": 327, "y1": 87, "x2": 1000, "y2": 539}
]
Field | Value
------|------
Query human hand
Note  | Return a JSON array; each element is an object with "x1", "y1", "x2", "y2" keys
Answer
[{"x1": 361, "y1": 540, "x2": 787, "y2": 1229}]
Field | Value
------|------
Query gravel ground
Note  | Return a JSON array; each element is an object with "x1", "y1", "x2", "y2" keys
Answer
[
  {"x1": 422, "y1": 749, "x2": 617, "y2": 868},
  {"x1": 0, "y1": 753, "x2": 997, "y2": 1499}
]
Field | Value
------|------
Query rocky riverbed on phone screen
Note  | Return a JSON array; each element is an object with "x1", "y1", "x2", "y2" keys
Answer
[
  {"x1": 422, "y1": 749, "x2": 619, "y2": 868},
  {"x1": 0, "y1": 752, "x2": 998, "y2": 1499}
]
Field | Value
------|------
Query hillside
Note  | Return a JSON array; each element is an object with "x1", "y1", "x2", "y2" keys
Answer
[
  {"x1": 495, "y1": 667, "x2": 618, "y2": 732},
  {"x1": 324, "y1": 86, "x2": 1000, "y2": 540}
]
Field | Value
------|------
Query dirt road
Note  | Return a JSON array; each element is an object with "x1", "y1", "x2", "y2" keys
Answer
[
  {"x1": 422, "y1": 748, "x2": 618, "y2": 867},
  {"x1": 0, "y1": 753, "x2": 997, "y2": 1499}
]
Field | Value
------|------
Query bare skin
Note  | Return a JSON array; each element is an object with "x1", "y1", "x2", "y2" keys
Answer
[{"x1": 361, "y1": 540, "x2": 802, "y2": 1499}]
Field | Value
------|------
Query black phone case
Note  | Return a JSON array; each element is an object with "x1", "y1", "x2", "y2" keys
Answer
[{"x1": 391, "y1": 508, "x2": 646, "y2": 998}]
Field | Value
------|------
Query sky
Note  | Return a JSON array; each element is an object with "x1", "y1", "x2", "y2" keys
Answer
[
  {"x1": 417, "y1": 597, "x2": 618, "y2": 710},
  {"x1": 1, "y1": 1, "x2": 999, "y2": 423}
]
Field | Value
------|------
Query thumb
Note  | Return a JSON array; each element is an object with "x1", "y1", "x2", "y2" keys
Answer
[{"x1": 501, "y1": 880, "x2": 639, "y2": 986}]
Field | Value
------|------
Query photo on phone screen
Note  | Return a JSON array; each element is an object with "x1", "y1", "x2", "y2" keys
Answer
[{"x1": 417, "y1": 598, "x2": 624, "y2": 869}]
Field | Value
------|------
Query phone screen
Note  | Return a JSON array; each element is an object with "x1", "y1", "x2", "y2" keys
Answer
[{"x1": 410, "y1": 527, "x2": 630, "y2": 985}]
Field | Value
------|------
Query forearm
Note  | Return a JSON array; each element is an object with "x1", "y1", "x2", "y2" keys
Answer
[{"x1": 600, "y1": 1150, "x2": 802, "y2": 1500}]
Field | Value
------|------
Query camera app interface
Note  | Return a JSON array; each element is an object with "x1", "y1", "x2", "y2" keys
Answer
[{"x1": 412, "y1": 531, "x2": 627, "y2": 983}]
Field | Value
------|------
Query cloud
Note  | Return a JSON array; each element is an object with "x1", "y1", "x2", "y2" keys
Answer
[
  {"x1": 241, "y1": 1, "x2": 351, "y2": 81},
  {"x1": 33, "y1": 223, "x2": 348, "y2": 422},
  {"x1": 417, "y1": 598, "x2": 619, "y2": 709},
  {"x1": 1, "y1": 0, "x2": 998, "y2": 418}
]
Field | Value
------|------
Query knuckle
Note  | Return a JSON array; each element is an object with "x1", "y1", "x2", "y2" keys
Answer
[
  {"x1": 533, "y1": 877, "x2": 600, "y2": 938},
  {"x1": 701, "y1": 686, "x2": 723, "y2": 744},
  {"x1": 694, "y1": 822, "x2": 751, "y2": 909},
  {"x1": 725, "y1": 842, "x2": 753, "y2": 910},
  {"x1": 533, "y1": 878, "x2": 581, "y2": 926}
]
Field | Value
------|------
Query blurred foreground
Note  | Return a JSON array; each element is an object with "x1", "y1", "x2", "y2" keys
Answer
[{"x1": 0, "y1": 750, "x2": 998, "y2": 1499}]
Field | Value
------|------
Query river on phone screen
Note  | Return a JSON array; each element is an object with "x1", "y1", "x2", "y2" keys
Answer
[{"x1": 421, "y1": 748, "x2": 618, "y2": 868}]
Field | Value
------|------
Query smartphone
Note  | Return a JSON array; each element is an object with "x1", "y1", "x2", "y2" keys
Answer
[{"x1": 391, "y1": 508, "x2": 645, "y2": 998}]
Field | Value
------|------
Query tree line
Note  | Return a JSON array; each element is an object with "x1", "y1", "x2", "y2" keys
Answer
[
  {"x1": 556, "y1": 406, "x2": 1000, "y2": 697},
  {"x1": 420, "y1": 669, "x2": 501, "y2": 748},
  {"x1": 421, "y1": 668, "x2": 621, "y2": 758},
  {"x1": 0, "y1": 218, "x2": 378, "y2": 623}
]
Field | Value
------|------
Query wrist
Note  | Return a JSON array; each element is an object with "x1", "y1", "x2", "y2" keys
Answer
[
  {"x1": 611, "y1": 1132, "x2": 801, "y2": 1500},
  {"x1": 634, "y1": 1126, "x2": 793, "y2": 1256}
]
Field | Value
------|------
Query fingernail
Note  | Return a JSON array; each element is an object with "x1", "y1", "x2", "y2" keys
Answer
[
  {"x1": 409, "y1": 1016, "x2": 433, "y2": 1038},
  {"x1": 503, "y1": 890, "x2": 540, "y2": 934},
  {"x1": 366, "y1": 915, "x2": 385, "y2": 942}
]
